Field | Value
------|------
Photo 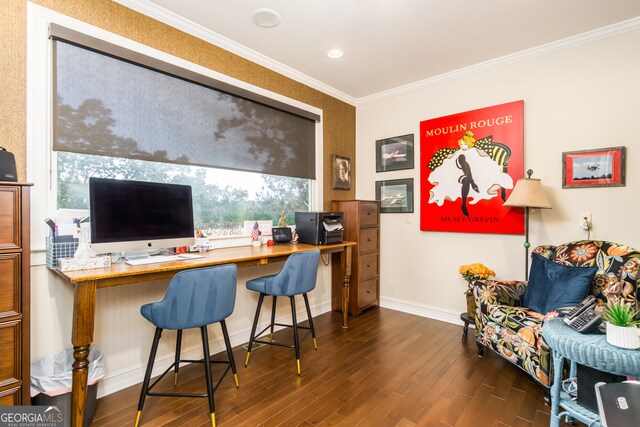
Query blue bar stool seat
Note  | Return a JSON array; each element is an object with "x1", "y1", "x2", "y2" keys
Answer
[
  {"x1": 244, "y1": 250, "x2": 320, "y2": 375},
  {"x1": 135, "y1": 264, "x2": 238, "y2": 427}
]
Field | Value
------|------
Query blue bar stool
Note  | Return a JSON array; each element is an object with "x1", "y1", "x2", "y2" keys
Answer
[
  {"x1": 134, "y1": 264, "x2": 238, "y2": 427},
  {"x1": 244, "y1": 250, "x2": 320, "y2": 375}
]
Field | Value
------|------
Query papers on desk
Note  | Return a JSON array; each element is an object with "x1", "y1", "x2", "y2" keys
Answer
[
  {"x1": 125, "y1": 254, "x2": 204, "y2": 265},
  {"x1": 595, "y1": 381, "x2": 640, "y2": 427}
]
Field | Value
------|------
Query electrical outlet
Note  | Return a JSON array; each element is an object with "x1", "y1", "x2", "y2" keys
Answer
[{"x1": 579, "y1": 213, "x2": 592, "y2": 230}]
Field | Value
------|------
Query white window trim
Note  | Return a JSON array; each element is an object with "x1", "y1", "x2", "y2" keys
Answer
[{"x1": 26, "y1": 3, "x2": 323, "y2": 264}]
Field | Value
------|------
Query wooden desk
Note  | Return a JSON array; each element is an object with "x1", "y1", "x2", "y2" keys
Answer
[{"x1": 54, "y1": 241, "x2": 355, "y2": 427}]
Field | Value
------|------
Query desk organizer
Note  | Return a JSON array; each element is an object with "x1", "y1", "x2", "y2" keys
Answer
[
  {"x1": 46, "y1": 236, "x2": 79, "y2": 269},
  {"x1": 46, "y1": 237, "x2": 111, "y2": 271}
]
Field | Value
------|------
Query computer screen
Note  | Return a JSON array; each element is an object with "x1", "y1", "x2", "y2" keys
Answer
[{"x1": 89, "y1": 178, "x2": 195, "y2": 254}]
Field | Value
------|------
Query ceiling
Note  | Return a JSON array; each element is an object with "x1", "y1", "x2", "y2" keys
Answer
[{"x1": 117, "y1": 0, "x2": 640, "y2": 103}]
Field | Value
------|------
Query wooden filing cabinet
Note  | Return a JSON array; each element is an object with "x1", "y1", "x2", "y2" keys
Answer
[
  {"x1": 331, "y1": 200, "x2": 380, "y2": 315},
  {"x1": 0, "y1": 183, "x2": 31, "y2": 405}
]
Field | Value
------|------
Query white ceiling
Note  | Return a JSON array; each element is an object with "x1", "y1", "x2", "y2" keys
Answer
[{"x1": 117, "y1": 0, "x2": 640, "y2": 103}]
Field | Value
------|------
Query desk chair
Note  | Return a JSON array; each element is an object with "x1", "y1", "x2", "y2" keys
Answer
[
  {"x1": 244, "y1": 250, "x2": 320, "y2": 375},
  {"x1": 135, "y1": 265, "x2": 238, "y2": 427}
]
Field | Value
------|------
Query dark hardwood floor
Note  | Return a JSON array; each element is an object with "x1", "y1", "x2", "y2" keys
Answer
[{"x1": 91, "y1": 308, "x2": 578, "y2": 426}]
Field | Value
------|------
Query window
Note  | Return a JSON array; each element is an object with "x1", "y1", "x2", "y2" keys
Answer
[
  {"x1": 57, "y1": 152, "x2": 309, "y2": 234},
  {"x1": 50, "y1": 24, "x2": 319, "y2": 234}
]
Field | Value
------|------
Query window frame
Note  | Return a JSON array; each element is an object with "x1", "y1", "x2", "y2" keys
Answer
[{"x1": 26, "y1": 3, "x2": 323, "y2": 258}]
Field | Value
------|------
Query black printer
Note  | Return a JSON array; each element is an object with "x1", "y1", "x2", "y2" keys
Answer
[{"x1": 295, "y1": 211, "x2": 343, "y2": 245}]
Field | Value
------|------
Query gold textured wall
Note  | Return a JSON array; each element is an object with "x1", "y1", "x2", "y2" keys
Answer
[{"x1": 2, "y1": 0, "x2": 355, "y2": 208}]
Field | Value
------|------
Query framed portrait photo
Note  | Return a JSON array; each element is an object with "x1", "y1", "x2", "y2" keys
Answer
[
  {"x1": 376, "y1": 134, "x2": 414, "y2": 172},
  {"x1": 333, "y1": 155, "x2": 352, "y2": 190},
  {"x1": 562, "y1": 146, "x2": 626, "y2": 188},
  {"x1": 375, "y1": 178, "x2": 414, "y2": 213}
]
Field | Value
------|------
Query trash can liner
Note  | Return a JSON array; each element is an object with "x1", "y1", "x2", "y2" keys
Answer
[{"x1": 30, "y1": 348, "x2": 104, "y2": 397}]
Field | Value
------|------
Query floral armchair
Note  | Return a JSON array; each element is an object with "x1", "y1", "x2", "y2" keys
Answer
[{"x1": 472, "y1": 240, "x2": 640, "y2": 387}]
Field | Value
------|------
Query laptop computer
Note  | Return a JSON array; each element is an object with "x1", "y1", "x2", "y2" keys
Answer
[{"x1": 595, "y1": 381, "x2": 640, "y2": 427}]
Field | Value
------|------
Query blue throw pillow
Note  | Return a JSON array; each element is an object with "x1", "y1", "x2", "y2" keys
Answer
[{"x1": 523, "y1": 253, "x2": 598, "y2": 314}]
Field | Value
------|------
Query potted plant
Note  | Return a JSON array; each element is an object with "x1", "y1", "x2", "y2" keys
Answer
[
  {"x1": 602, "y1": 300, "x2": 640, "y2": 349},
  {"x1": 459, "y1": 263, "x2": 495, "y2": 320}
]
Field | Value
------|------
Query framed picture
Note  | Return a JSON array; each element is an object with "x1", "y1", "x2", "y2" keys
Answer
[
  {"x1": 375, "y1": 178, "x2": 414, "y2": 213},
  {"x1": 332, "y1": 155, "x2": 351, "y2": 190},
  {"x1": 376, "y1": 134, "x2": 415, "y2": 172},
  {"x1": 419, "y1": 100, "x2": 524, "y2": 234},
  {"x1": 562, "y1": 146, "x2": 626, "y2": 188}
]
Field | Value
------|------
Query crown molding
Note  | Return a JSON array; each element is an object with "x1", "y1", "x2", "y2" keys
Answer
[
  {"x1": 357, "y1": 16, "x2": 640, "y2": 106},
  {"x1": 113, "y1": 0, "x2": 357, "y2": 106},
  {"x1": 112, "y1": 2, "x2": 638, "y2": 108}
]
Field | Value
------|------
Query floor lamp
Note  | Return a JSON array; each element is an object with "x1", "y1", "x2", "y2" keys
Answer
[{"x1": 503, "y1": 169, "x2": 551, "y2": 281}]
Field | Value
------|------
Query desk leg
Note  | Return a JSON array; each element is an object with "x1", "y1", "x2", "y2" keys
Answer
[
  {"x1": 71, "y1": 281, "x2": 97, "y2": 427},
  {"x1": 550, "y1": 353, "x2": 563, "y2": 427},
  {"x1": 341, "y1": 246, "x2": 352, "y2": 328}
]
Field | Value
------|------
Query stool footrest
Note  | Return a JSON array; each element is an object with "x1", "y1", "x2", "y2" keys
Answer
[
  {"x1": 274, "y1": 322, "x2": 312, "y2": 331},
  {"x1": 254, "y1": 328, "x2": 312, "y2": 349},
  {"x1": 148, "y1": 391, "x2": 209, "y2": 398},
  {"x1": 255, "y1": 339, "x2": 295, "y2": 349},
  {"x1": 254, "y1": 322, "x2": 311, "y2": 337},
  {"x1": 147, "y1": 359, "x2": 232, "y2": 396}
]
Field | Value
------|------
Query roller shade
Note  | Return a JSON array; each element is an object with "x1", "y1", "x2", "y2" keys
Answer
[{"x1": 51, "y1": 24, "x2": 318, "y2": 179}]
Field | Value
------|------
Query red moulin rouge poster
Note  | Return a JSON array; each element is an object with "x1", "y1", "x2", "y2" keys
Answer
[{"x1": 420, "y1": 100, "x2": 524, "y2": 234}]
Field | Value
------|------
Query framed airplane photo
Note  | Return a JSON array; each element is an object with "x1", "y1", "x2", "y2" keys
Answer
[
  {"x1": 562, "y1": 146, "x2": 626, "y2": 188},
  {"x1": 376, "y1": 134, "x2": 414, "y2": 172},
  {"x1": 375, "y1": 178, "x2": 414, "y2": 213}
]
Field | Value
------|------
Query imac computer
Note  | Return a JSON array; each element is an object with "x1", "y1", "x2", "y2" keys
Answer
[{"x1": 89, "y1": 177, "x2": 195, "y2": 256}]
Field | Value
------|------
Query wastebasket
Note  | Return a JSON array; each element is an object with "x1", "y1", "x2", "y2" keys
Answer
[{"x1": 31, "y1": 348, "x2": 104, "y2": 427}]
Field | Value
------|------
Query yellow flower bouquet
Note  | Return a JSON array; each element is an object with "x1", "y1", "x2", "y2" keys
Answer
[{"x1": 459, "y1": 263, "x2": 495, "y2": 295}]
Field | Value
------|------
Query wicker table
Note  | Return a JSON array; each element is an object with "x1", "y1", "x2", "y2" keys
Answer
[{"x1": 542, "y1": 318, "x2": 640, "y2": 427}]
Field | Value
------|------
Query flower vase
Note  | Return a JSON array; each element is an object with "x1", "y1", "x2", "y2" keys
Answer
[{"x1": 465, "y1": 292, "x2": 476, "y2": 320}]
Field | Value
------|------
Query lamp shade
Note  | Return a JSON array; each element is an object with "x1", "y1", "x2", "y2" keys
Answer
[{"x1": 504, "y1": 178, "x2": 551, "y2": 209}]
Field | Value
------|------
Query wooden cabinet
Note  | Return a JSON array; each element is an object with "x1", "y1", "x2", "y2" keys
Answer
[
  {"x1": 331, "y1": 200, "x2": 380, "y2": 315},
  {"x1": 0, "y1": 183, "x2": 31, "y2": 405}
]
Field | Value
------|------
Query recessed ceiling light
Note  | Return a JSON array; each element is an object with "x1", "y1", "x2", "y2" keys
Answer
[
  {"x1": 252, "y1": 8, "x2": 281, "y2": 28},
  {"x1": 327, "y1": 48, "x2": 344, "y2": 59}
]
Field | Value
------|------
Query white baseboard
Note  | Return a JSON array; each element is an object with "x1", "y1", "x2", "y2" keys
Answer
[{"x1": 380, "y1": 296, "x2": 468, "y2": 326}]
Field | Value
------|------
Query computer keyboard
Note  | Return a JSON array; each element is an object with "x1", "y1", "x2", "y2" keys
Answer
[{"x1": 125, "y1": 254, "x2": 204, "y2": 265}]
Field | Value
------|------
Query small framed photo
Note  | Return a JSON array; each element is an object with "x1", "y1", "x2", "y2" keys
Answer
[
  {"x1": 375, "y1": 178, "x2": 414, "y2": 213},
  {"x1": 562, "y1": 146, "x2": 626, "y2": 188},
  {"x1": 376, "y1": 134, "x2": 414, "y2": 172},
  {"x1": 333, "y1": 155, "x2": 351, "y2": 190}
]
